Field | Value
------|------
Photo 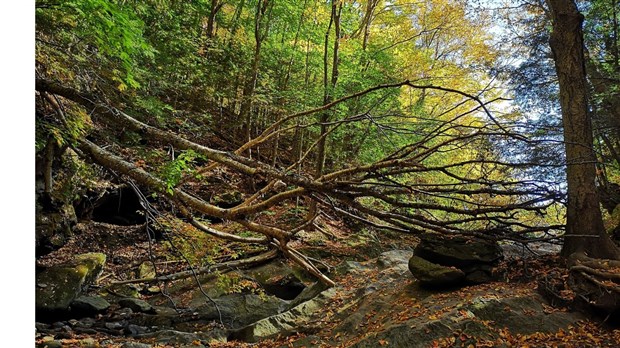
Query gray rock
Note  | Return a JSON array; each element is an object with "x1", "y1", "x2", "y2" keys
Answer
[
  {"x1": 105, "y1": 321, "x2": 126, "y2": 330},
  {"x1": 51, "y1": 321, "x2": 67, "y2": 329},
  {"x1": 75, "y1": 317, "x2": 97, "y2": 328},
  {"x1": 411, "y1": 234, "x2": 502, "y2": 285},
  {"x1": 197, "y1": 293, "x2": 288, "y2": 328},
  {"x1": 376, "y1": 250, "x2": 411, "y2": 269},
  {"x1": 35, "y1": 322, "x2": 51, "y2": 332},
  {"x1": 408, "y1": 255, "x2": 465, "y2": 287},
  {"x1": 333, "y1": 260, "x2": 370, "y2": 276},
  {"x1": 349, "y1": 294, "x2": 583, "y2": 348},
  {"x1": 288, "y1": 281, "x2": 329, "y2": 308},
  {"x1": 415, "y1": 234, "x2": 502, "y2": 268},
  {"x1": 468, "y1": 295, "x2": 582, "y2": 334},
  {"x1": 121, "y1": 342, "x2": 152, "y2": 348},
  {"x1": 119, "y1": 298, "x2": 155, "y2": 313},
  {"x1": 36, "y1": 253, "x2": 106, "y2": 312},
  {"x1": 71, "y1": 295, "x2": 111, "y2": 314},
  {"x1": 231, "y1": 287, "x2": 338, "y2": 342},
  {"x1": 126, "y1": 324, "x2": 149, "y2": 336}
]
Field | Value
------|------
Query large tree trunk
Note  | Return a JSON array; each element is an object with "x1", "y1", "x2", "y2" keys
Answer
[{"x1": 546, "y1": 0, "x2": 619, "y2": 259}]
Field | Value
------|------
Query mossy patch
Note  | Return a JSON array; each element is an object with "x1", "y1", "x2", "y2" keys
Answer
[{"x1": 36, "y1": 253, "x2": 106, "y2": 312}]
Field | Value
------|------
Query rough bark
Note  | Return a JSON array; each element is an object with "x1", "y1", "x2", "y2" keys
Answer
[
  {"x1": 206, "y1": 0, "x2": 223, "y2": 38},
  {"x1": 546, "y1": 0, "x2": 620, "y2": 259}
]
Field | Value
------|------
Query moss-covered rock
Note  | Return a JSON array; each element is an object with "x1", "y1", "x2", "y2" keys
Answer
[
  {"x1": 408, "y1": 255, "x2": 465, "y2": 287},
  {"x1": 414, "y1": 233, "x2": 502, "y2": 267},
  {"x1": 36, "y1": 253, "x2": 106, "y2": 313}
]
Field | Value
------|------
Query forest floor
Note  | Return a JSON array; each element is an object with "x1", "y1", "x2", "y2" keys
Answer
[{"x1": 36, "y1": 206, "x2": 620, "y2": 348}]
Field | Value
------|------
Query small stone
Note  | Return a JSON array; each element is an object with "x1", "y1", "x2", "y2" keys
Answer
[
  {"x1": 105, "y1": 321, "x2": 125, "y2": 330},
  {"x1": 114, "y1": 307, "x2": 134, "y2": 318},
  {"x1": 35, "y1": 322, "x2": 51, "y2": 332},
  {"x1": 79, "y1": 338, "x2": 98, "y2": 347},
  {"x1": 126, "y1": 324, "x2": 148, "y2": 336},
  {"x1": 76, "y1": 317, "x2": 97, "y2": 328},
  {"x1": 37, "y1": 340, "x2": 62, "y2": 348},
  {"x1": 145, "y1": 286, "x2": 161, "y2": 294}
]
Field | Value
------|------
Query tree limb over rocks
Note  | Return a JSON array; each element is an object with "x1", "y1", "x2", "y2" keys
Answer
[{"x1": 37, "y1": 79, "x2": 565, "y2": 286}]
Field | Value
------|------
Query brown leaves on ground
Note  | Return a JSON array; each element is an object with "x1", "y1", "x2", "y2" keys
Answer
[{"x1": 432, "y1": 321, "x2": 620, "y2": 348}]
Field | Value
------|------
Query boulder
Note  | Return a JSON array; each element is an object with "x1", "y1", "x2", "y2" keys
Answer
[
  {"x1": 413, "y1": 234, "x2": 502, "y2": 284},
  {"x1": 414, "y1": 234, "x2": 502, "y2": 267},
  {"x1": 36, "y1": 253, "x2": 106, "y2": 313},
  {"x1": 408, "y1": 255, "x2": 465, "y2": 287}
]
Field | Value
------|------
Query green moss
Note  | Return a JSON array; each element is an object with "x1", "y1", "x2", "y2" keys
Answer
[{"x1": 36, "y1": 253, "x2": 107, "y2": 312}]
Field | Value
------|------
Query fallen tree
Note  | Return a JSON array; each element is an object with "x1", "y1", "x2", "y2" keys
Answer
[{"x1": 37, "y1": 78, "x2": 567, "y2": 287}]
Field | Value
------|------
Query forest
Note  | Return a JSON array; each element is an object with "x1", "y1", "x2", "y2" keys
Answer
[{"x1": 34, "y1": 0, "x2": 620, "y2": 347}]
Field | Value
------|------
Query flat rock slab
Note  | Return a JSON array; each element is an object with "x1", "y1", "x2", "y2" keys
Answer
[{"x1": 351, "y1": 294, "x2": 584, "y2": 348}]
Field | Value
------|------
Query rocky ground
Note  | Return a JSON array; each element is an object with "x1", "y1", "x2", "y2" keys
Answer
[{"x1": 36, "y1": 216, "x2": 620, "y2": 348}]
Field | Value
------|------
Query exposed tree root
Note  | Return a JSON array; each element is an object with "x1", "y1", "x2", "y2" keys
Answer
[{"x1": 568, "y1": 252, "x2": 620, "y2": 314}]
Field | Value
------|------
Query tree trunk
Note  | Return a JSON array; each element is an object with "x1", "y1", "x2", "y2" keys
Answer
[
  {"x1": 546, "y1": 0, "x2": 620, "y2": 259},
  {"x1": 316, "y1": 0, "x2": 342, "y2": 179},
  {"x1": 206, "y1": 0, "x2": 222, "y2": 38},
  {"x1": 240, "y1": 0, "x2": 272, "y2": 157}
]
